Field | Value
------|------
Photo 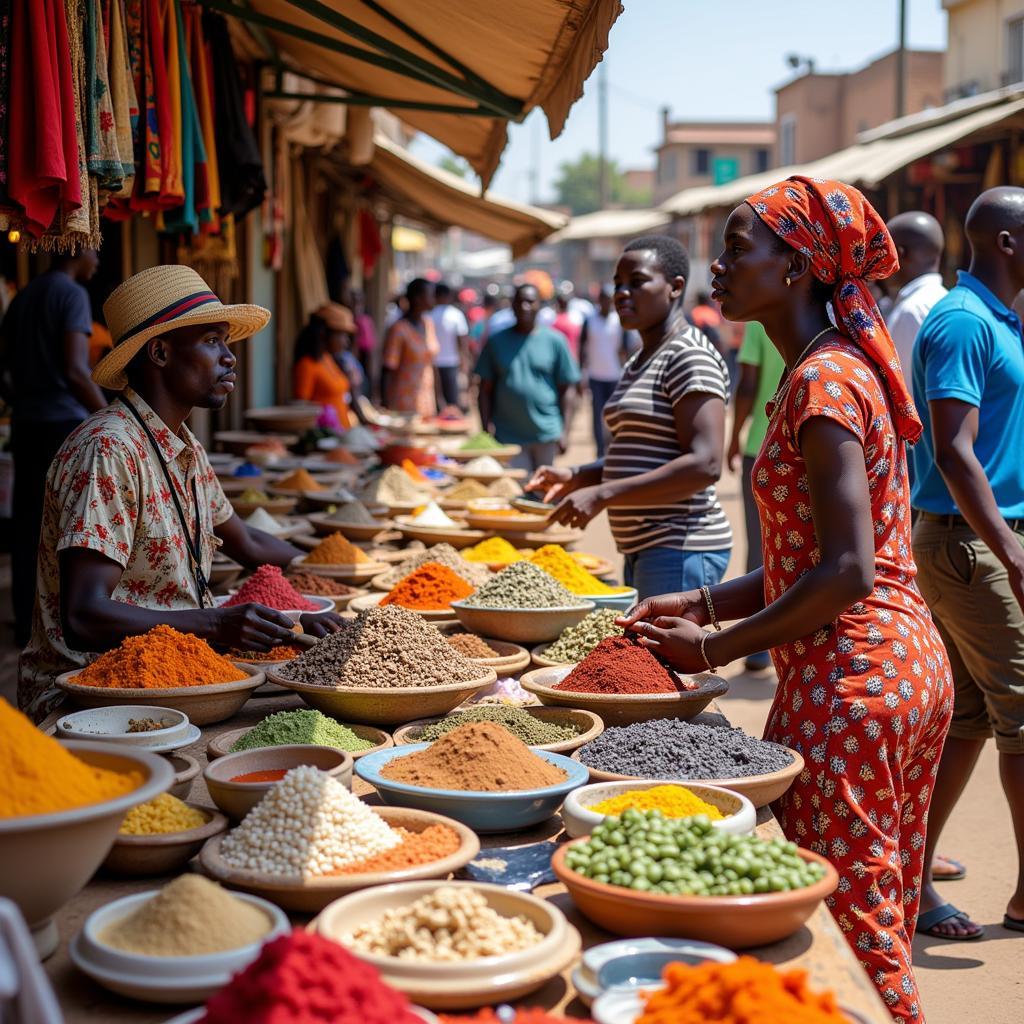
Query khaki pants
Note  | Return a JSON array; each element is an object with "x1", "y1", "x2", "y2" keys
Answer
[{"x1": 912, "y1": 514, "x2": 1024, "y2": 754}]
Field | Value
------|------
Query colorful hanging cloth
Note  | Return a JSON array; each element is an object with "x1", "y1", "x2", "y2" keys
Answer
[
  {"x1": 107, "y1": 0, "x2": 138, "y2": 198},
  {"x1": 359, "y1": 207, "x2": 382, "y2": 275},
  {"x1": 85, "y1": 0, "x2": 124, "y2": 195},
  {"x1": 187, "y1": 2, "x2": 219, "y2": 230},
  {"x1": 0, "y1": 0, "x2": 11, "y2": 207}
]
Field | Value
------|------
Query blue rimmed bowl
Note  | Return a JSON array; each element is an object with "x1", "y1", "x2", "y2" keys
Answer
[{"x1": 355, "y1": 745, "x2": 589, "y2": 832}]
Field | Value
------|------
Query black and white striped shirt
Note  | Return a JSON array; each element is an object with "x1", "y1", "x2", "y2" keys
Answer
[{"x1": 602, "y1": 327, "x2": 732, "y2": 554}]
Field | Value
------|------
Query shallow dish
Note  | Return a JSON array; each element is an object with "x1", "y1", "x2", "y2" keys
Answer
[
  {"x1": 293, "y1": 559, "x2": 391, "y2": 584},
  {"x1": 199, "y1": 807, "x2": 480, "y2": 913},
  {"x1": 0, "y1": 741, "x2": 173, "y2": 958},
  {"x1": 164, "y1": 753, "x2": 201, "y2": 800},
  {"x1": 355, "y1": 744, "x2": 589, "y2": 833},
  {"x1": 70, "y1": 888, "x2": 289, "y2": 1003},
  {"x1": 101, "y1": 804, "x2": 228, "y2": 876},
  {"x1": 164, "y1": 1011, "x2": 438, "y2": 1024},
  {"x1": 552, "y1": 839, "x2": 837, "y2": 947},
  {"x1": 229, "y1": 496, "x2": 298, "y2": 517},
  {"x1": 207, "y1": 722, "x2": 393, "y2": 761},
  {"x1": 443, "y1": 637, "x2": 531, "y2": 678},
  {"x1": 55, "y1": 665, "x2": 266, "y2": 727},
  {"x1": 245, "y1": 404, "x2": 321, "y2": 433},
  {"x1": 214, "y1": 592, "x2": 335, "y2": 624},
  {"x1": 55, "y1": 705, "x2": 193, "y2": 750},
  {"x1": 311, "y1": 880, "x2": 579, "y2": 1009},
  {"x1": 307, "y1": 512, "x2": 393, "y2": 540},
  {"x1": 561, "y1": 780, "x2": 756, "y2": 839},
  {"x1": 348, "y1": 591, "x2": 457, "y2": 621},
  {"x1": 520, "y1": 664, "x2": 728, "y2": 727},
  {"x1": 392, "y1": 706, "x2": 603, "y2": 755},
  {"x1": 394, "y1": 521, "x2": 489, "y2": 550},
  {"x1": 530, "y1": 643, "x2": 575, "y2": 668},
  {"x1": 451, "y1": 600, "x2": 594, "y2": 645},
  {"x1": 438, "y1": 441, "x2": 522, "y2": 463},
  {"x1": 585, "y1": 586, "x2": 638, "y2": 612},
  {"x1": 203, "y1": 745, "x2": 354, "y2": 821},
  {"x1": 208, "y1": 558, "x2": 244, "y2": 590},
  {"x1": 300, "y1": 489, "x2": 363, "y2": 511},
  {"x1": 213, "y1": 429, "x2": 300, "y2": 455},
  {"x1": 268, "y1": 669, "x2": 498, "y2": 727},
  {"x1": 463, "y1": 511, "x2": 551, "y2": 533}
]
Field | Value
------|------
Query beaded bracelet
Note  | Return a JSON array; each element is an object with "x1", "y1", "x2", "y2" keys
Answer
[{"x1": 700, "y1": 585, "x2": 721, "y2": 631}]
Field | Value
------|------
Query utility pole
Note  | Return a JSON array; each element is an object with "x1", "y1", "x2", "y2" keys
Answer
[
  {"x1": 896, "y1": 0, "x2": 907, "y2": 118},
  {"x1": 529, "y1": 114, "x2": 541, "y2": 204},
  {"x1": 598, "y1": 59, "x2": 609, "y2": 209}
]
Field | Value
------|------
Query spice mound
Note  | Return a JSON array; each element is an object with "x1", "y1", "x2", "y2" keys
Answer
[
  {"x1": 75, "y1": 625, "x2": 247, "y2": 689},
  {"x1": 126, "y1": 716, "x2": 173, "y2": 733},
  {"x1": 459, "y1": 431, "x2": 503, "y2": 452},
  {"x1": 377, "y1": 542, "x2": 491, "y2": 589},
  {"x1": 463, "y1": 455, "x2": 505, "y2": 474},
  {"x1": 363, "y1": 465, "x2": 430, "y2": 505},
  {"x1": 445, "y1": 633, "x2": 500, "y2": 658},
  {"x1": 303, "y1": 531, "x2": 369, "y2": 565},
  {"x1": 462, "y1": 536, "x2": 524, "y2": 564},
  {"x1": 278, "y1": 605, "x2": 484, "y2": 689},
  {"x1": 0, "y1": 700, "x2": 142, "y2": 818},
  {"x1": 201, "y1": 929, "x2": 423, "y2": 1024},
  {"x1": 273, "y1": 467, "x2": 322, "y2": 492},
  {"x1": 489, "y1": 476, "x2": 523, "y2": 498},
  {"x1": 408, "y1": 500, "x2": 458, "y2": 529},
  {"x1": 544, "y1": 609, "x2": 624, "y2": 663},
  {"x1": 445, "y1": 479, "x2": 490, "y2": 503},
  {"x1": 587, "y1": 784, "x2": 724, "y2": 820},
  {"x1": 239, "y1": 488, "x2": 270, "y2": 502},
  {"x1": 380, "y1": 562, "x2": 475, "y2": 610},
  {"x1": 99, "y1": 875, "x2": 271, "y2": 956},
  {"x1": 529, "y1": 544, "x2": 629, "y2": 596},
  {"x1": 119, "y1": 793, "x2": 208, "y2": 834},
  {"x1": 467, "y1": 561, "x2": 587, "y2": 610},
  {"x1": 326, "y1": 500, "x2": 378, "y2": 525},
  {"x1": 230, "y1": 709, "x2": 375, "y2": 753},
  {"x1": 227, "y1": 644, "x2": 304, "y2": 663},
  {"x1": 324, "y1": 445, "x2": 361, "y2": 464},
  {"x1": 285, "y1": 572, "x2": 358, "y2": 596},
  {"x1": 577, "y1": 719, "x2": 794, "y2": 780},
  {"x1": 338, "y1": 885, "x2": 543, "y2": 962},
  {"x1": 327, "y1": 823, "x2": 462, "y2": 876},
  {"x1": 554, "y1": 636, "x2": 692, "y2": 695},
  {"x1": 245, "y1": 507, "x2": 286, "y2": 534},
  {"x1": 224, "y1": 564, "x2": 319, "y2": 611},
  {"x1": 381, "y1": 721, "x2": 568, "y2": 792},
  {"x1": 412, "y1": 705, "x2": 580, "y2": 747}
]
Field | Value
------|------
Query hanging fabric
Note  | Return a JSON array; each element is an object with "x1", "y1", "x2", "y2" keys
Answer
[
  {"x1": 160, "y1": 0, "x2": 184, "y2": 218},
  {"x1": 358, "y1": 207, "x2": 382, "y2": 276},
  {"x1": 187, "y1": 1, "x2": 220, "y2": 232},
  {"x1": 0, "y1": 0, "x2": 11, "y2": 210},
  {"x1": 107, "y1": 0, "x2": 138, "y2": 199},
  {"x1": 85, "y1": 0, "x2": 124, "y2": 196},
  {"x1": 292, "y1": 155, "x2": 329, "y2": 316}
]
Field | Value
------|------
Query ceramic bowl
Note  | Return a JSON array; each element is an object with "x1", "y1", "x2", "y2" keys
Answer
[
  {"x1": 207, "y1": 721, "x2": 393, "y2": 761},
  {"x1": 450, "y1": 600, "x2": 595, "y2": 644},
  {"x1": 529, "y1": 643, "x2": 575, "y2": 668},
  {"x1": 268, "y1": 669, "x2": 498, "y2": 727},
  {"x1": 55, "y1": 665, "x2": 266, "y2": 727},
  {"x1": 164, "y1": 753, "x2": 201, "y2": 800},
  {"x1": 101, "y1": 804, "x2": 228, "y2": 876},
  {"x1": 439, "y1": 441, "x2": 522, "y2": 463},
  {"x1": 355, "y1": 745, "x2": 589, "y2": 832},
  {"x1": 70, "y1": 889, "x2": 289, "y2": 1003},
  {"x1": 214, "y1": 593, "x2": 335, "y2": 624},
  {"x1": 165, "y1": 1010, "x2": 438, "y2": 1024},
  {"x1": 585, "y1": 586, "x2": 638, "y2": 612},
  {"x1": 307, "y1": 512, "x2": 393, "y2": 540},
  {"x1": 552, "y1": 839, "x2": 837, "y2": 947},
  {"x1": 520, "y1": 665, "x2": 729, "y2": 726},
  {"x1": 245, "y1": 404, "x2": 321, "y2": 432},
  {"x1": 54, "y1": 705, "x2": 198, "y2": 752},
  {"x1": 203, "y1": 746, "x2": 354, "y2": 821},
  {"x1": 199, "y1": 806, "x2": 480, "y2": 913},
  {"x1": 293, "y1": 559, "x2": 392, "y2": 584},
  {"x1": 440, "y1": 637, "x2": 530, "y2": 677},
  {"x1": 392, "y1": 706, "x2": 604, "y2": 755},
  {"x1": 0, "y1": 741, "x2": 173, "y2": 958},
  {"x1": 348, "y1": 592, "x2": 457, "y2": 621},
  {"x1": 229, "y1": 496, "x2": 299, "y2": 517},
  {"x1": 311, "y1": 880, "x2": 579, "y2": 1009},
  {"x1": 561, "y1": 781, "x2": 756, "y2": 839},
  {"x1": 395, "y1": 522, "x2": 489, "y2": 550}
]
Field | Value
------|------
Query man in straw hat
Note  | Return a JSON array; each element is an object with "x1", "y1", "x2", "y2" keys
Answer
[{"x1": 18, "y1": 266, "x2": 341, "y2": 721}]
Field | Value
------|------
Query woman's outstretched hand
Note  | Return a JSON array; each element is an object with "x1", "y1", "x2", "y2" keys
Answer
[{"x1": 628, "y1": 615, "x2": 709, "y2": 674}]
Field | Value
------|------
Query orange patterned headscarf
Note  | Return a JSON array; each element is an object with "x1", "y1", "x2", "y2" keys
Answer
[{"x1": 745, "y1": 176, "x2": 922, "y2": 444}]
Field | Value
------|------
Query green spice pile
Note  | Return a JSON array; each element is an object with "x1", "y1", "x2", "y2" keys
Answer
[
  {"x1": 466, "y1": 561, "x2": 587, "y2": 610},
  {"x1": 230, "y1": 710, "x2": 375, "y2": 753},
  {"x1": 458, "y1": 431, "x2": 503, "y2": 452},
  {"x1": 544, "y1": 609, "x2": 624, "y2": 662},
  {"x1": 411, "y1": 705, "x2": 580, "y2": 746},
  {"x1": 277, "y1": 605, "x2": 484, "y2": 689},
  {"x1": 377, "y1": 543, "x2": 491, "y2": 589}
]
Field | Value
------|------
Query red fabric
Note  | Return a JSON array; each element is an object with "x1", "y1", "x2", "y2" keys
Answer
[
  {"x1": 6, "y1": 0, "x2": 81, "y2": 235},
  {"x1": 359, "y1": 208, "x2": 382, "y2": 275},
  {"x1": 745, "y1": 176, "x2": 922, "y2": 445}
]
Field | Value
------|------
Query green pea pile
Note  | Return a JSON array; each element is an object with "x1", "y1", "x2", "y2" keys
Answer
[{"x1": 564, "y1": 809, "x2": 826, "y2": 897}]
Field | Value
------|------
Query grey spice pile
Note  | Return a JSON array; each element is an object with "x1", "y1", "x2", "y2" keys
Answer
[
  {"x1": 577, "y1": 719, "x2": 793, "y2": 779},
  {"x1": 278, "y1": 605, "x2": 483, "y2": 689},
  {"x1": 544, "y1": 609, "x2": 624, "y2": 662},
  {"x1": 413, "y1": 705, "x2": 580, "y2": 746},
  {"x1": 377, "y1": 543, "x2": 491, "y2": 589},
  {"x1": 467, "y1": 561, "x2": 587, "y2": 610}
]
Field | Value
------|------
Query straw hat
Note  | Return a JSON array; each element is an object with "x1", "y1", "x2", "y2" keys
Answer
[
  {"x1": 94, "y1": 265, "x2": 271, "y2": 390},
  {"x1": 315, "y1": 302, "x2": 356, "y2": 333}
]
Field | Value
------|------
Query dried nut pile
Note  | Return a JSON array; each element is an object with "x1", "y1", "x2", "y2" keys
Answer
[
  {"x1": 445, "y1": 633, "x2": 500, "y2": 659},
  {"x1": 465, "y1": 562, "x2": 587, "y2": 610},
  {"x1": 339, "y1": 885, "x2": 543, "y2": 961},
  {"x1": 377, "y1": 543, "x2": 491, "y2": 589},
  {"x1": 543, "y1": 609, "x2": 624, "y2": 662}
]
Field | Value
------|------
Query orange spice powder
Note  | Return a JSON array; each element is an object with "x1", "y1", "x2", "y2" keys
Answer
[
  {"x1": 380, "y1": 562, "x2": 475, "y2": 610},
  {"x1": 326, "y1": 825, "x2": 461, "y2": 875},
  {"x1": 303, "y1": 532, "x2": 369, "y2": 565}
]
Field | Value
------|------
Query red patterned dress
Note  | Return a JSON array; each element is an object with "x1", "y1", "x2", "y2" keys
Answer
[{"x1": 754, "y1": 339, "x2": 952, "y2": 1023}]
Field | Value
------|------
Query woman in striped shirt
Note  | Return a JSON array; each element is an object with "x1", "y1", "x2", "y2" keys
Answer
[{"x1": 528, "y1": 235, "x2": 732, "y2": 599}]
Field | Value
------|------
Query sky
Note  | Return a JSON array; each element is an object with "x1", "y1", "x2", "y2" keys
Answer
[{"x1": 411, "y1": 0, "x2": 949, "y2": 206}]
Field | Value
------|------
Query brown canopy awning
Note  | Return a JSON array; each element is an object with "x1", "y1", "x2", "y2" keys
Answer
[{"x1": 205, "y1": 0, "x2": 623, "y2": 187}]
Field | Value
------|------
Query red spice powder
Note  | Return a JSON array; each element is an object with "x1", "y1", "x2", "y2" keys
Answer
[
  {"x1": 554, "y1": 635, "x2": 695, "y2": 694},
  {"x1": 230, "y1": 769, "x2": 290, "y2": 784},
  {"x1": 224, "y1": 565, "x2": 319, "y2": 612}
]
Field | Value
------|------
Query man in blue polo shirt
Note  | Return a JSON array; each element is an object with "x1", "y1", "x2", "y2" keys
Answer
[
  {"x1": 910, "y1": 187, "x2": 1024, "y2": 943},
  {"x1": 474, "y1": 283, "x2": 580, "y2": 473}
]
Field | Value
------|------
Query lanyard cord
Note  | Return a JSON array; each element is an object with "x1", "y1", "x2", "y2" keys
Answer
[{"x1": 117, "y1": 396, "x2": 209, "y2": 609}]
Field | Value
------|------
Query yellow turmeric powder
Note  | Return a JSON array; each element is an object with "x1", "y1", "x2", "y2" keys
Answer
[
  {"x1": 588, "y1": 784, "x2": 725, "y2": 820},
  {"x1": 529, "y1": 544, "x2": 630, "y2": 596},
  {"x1": 0, "y1": 699, "x2": 142, "y2": 818},
  {"x1": 303, "y1": 531, "x2": 370, "y2": 565},
  {"x1": 462, "y1": 536, "x2": 525, "y2": 564}
]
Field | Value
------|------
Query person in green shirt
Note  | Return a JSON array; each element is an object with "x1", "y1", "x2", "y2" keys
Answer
[{"x1": 727, "y1": 319, "x2": 785, "y2": 671}]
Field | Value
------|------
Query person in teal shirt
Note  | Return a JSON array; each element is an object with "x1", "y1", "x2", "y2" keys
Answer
[
  {"x1": 727, "y1": 319, "x2": 785, "y2": 671},
  {"x1": 474, "y1": 284, "x2": 580, "y2": 473}
]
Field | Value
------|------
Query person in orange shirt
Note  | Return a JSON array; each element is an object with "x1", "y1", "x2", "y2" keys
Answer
[{"x1": 292, "y1": 304, "x2": 355, "y2": 429}]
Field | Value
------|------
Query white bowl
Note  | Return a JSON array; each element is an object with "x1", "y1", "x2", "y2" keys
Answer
[
  {"x1": 54, "y1": 706, "x2": 193, "y2": 750},
  {"x1": 561, "y1": 781, "x2": 756, "y2": 839},
  {"x1": 70, "y1": 889, "x2": 289, "y2": 1003},
  {"x1": 214, "y1": 593, "x2": 335, "y2": 623}
]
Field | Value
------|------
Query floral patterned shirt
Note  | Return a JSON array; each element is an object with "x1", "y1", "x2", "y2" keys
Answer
[{"x1": 18, "y1": 388, "x2": 233, "y2": 720}]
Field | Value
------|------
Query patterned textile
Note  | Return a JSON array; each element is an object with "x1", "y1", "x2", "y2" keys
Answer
[
  {"x1": 746, "y1": 176, "x2": 922, "y2": 445},
  {"x1": 186, "y1": 1, "x2": 219, "y2": 230},
  {"x1": 106, "y1": 0, "x2": 138, "y2": 198},
  {"x1": 382, "y1": 317, "x2": 439, "y2": 415},
  {"x1": 0, "y1": 0, "x2": 10, "y2": 202},
  {"x1": 85, "y1": 0, "x2": 123, "y2": 194},
  {"x1": 18, "y1": 388, "x2": 233, "y2": 721},
  {"x1": 755, "y1": 341, "x2": 952, "y2": 1022}
]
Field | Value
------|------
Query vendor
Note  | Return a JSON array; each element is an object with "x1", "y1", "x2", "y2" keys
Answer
[
  {"x1": 292, "y1": 303, "x2": 355, "y2": 429},
  {"x1": 18, "y1": 266, "x2": 342, "y2": 721}
]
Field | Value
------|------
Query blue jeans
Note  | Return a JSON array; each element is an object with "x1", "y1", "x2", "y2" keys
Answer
[
  {"x1": 623, "y1": 546, "x2": 731, "y2": 602},
  {"x1": 589, "y1": 377, "x2": 618, "y2": 457}
]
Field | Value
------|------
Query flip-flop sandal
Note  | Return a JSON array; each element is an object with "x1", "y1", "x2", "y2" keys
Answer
[
  {"x1": 1003, "y1": 914, "x2": 1024, "y2": 933},
  {"x1": 917, "y1": 903, "x2": 985, "y2": 941},
  {"x1": 932, "y1": 856, "x2": 967, "y2": 881}
]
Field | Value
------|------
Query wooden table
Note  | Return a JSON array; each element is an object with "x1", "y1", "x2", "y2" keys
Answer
[{"x1": 42, "y1": 693, "x2": 891, "y2": 1022}]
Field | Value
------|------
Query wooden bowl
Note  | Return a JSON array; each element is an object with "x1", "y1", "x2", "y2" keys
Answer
[
  {"x1": 463, "y1": 512, "x2": 551, "y2": 533},
  {"x1": 394, "y1": 522, "x2": 489, "y2": 550},
  {"x1": 207, "y1": 723, "x2": 392, "y2": 761},
  {"x1": 520, "y1": 665, "x2": 729, "y2": 726},
  {"x1": 392, "y1": 706, "x2": 603, "y2": 755},
  {"x1": 530, "y1": 643, "x2": 575, "y2": 668},
  {"x1": 307, "y1": 513, "x2": 393, "y2": 540},
  {"x1": 348, "y1": 592, "x2": 457, "y2": 621},
  {"x1": 244, "y1": 404, "x2": 321, "y2": 433},
  {"x1": 163, "y1": 753, "x2": 201, "y2": 800},
  {"x1": 101, "y1": 804, "x2": 228, "y2": 876},
  {"x1": 266, "y1": 669, "x2": 498, "y2": 727},
  {"x1": 442, "y1": 637, "x2": 530, "y2": 678},
  {"x1": 551, "y1": 839, "x2": 837, "y2": 947},
  {"x1": 55, "y1": 667, "x2": 266, "y2": 727},
  {"x1": 451, "y1": 601, "x2": 594, "y2": 645},
  {"x1": 292, "y1": 559, "x2": 391, "y2": 584},
  {"x1": 229, "y1": 496, "x2": 298, "y2": 517},
  {"x1": 208, "y1": 558, "x2": 244, "y2": 590},
  {"x1": 199, "y1": 807, "x2": 480, "y2": 913},
  {"x1": 521, "y1": 527, "x2": 583, "y2": 548},
  {"x1": 213, "y1": 429, "x2": 299, "y2": 454}
]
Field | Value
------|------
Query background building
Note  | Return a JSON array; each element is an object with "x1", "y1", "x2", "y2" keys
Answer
[{"x1": 944, "y1": 0, "x2": 1024, "y2": 97}]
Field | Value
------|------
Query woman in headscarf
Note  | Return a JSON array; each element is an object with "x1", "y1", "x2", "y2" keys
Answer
[{"x1": 620, "y1": 178, "x2": 953, "y2": 1022}]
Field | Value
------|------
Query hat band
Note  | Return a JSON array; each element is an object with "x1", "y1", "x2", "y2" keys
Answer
[{"x1": 114, "y1": 290, "x2": 221, "y2": 345}]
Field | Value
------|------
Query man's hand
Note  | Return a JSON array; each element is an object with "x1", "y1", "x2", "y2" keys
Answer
[{"x1": 212, "y1": 603, "x2": 297, "y2": 652}]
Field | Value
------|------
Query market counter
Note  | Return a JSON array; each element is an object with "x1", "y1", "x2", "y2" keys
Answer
[{"x1": 41, "y1": 694, "x2": 891, "y2": 1023}]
